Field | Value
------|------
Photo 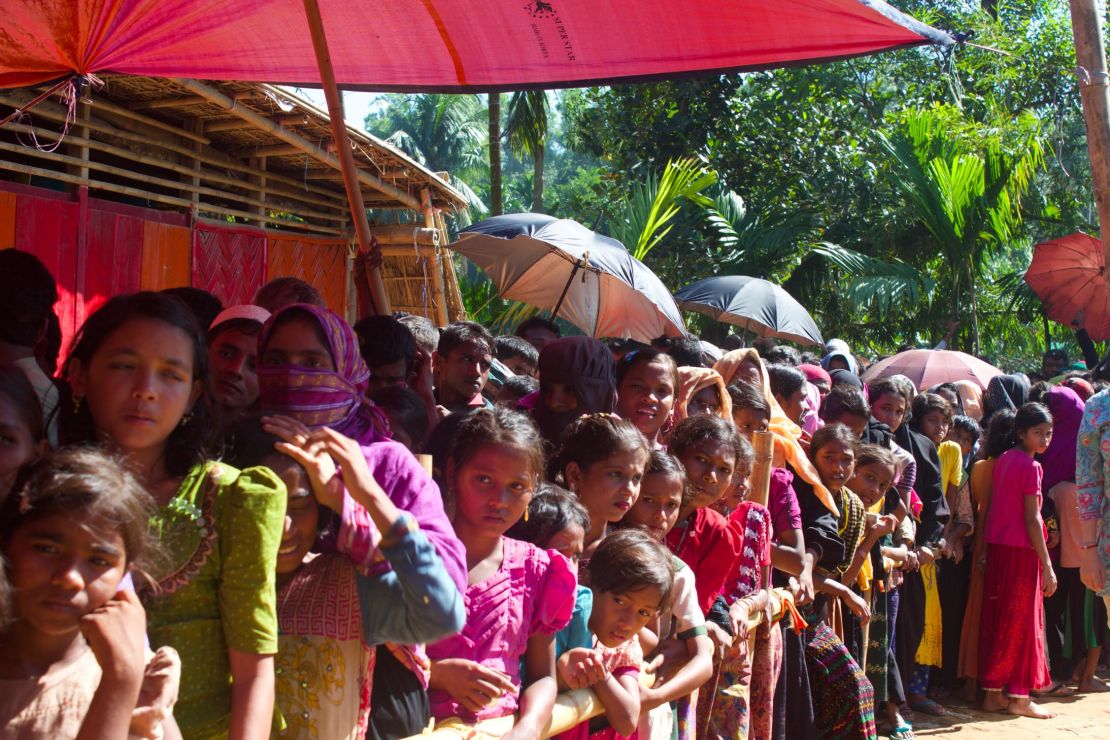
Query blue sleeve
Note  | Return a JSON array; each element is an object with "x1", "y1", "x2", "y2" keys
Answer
[
  {"x1": 555, "y1": 586, "x2": 594, "y2": 657},
  {"x1": 356, "y1": 513, "x2": 465, "y2": 646}
]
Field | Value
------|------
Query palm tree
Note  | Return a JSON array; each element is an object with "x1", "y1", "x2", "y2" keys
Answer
[
  {"x1": 365, "y1": 93, "x2": 489, "y2": 215},
  {"x1": 505, "y1": 90, "x2": 549, "y2": 212},
  {"x1": 488, "y1": 93, "x2": 503, "y2": 215},
  {"x1": 877, "y1": 106, "x2": 1045, "y2": 353}
]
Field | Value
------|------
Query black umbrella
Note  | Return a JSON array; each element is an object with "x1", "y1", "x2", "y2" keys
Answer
[
  {"x1": 675, "y1": 275, "x2": 822, "y2": 346},
  {"x1": 453, "y1": 214, "x2": 686, "y2": 341}
]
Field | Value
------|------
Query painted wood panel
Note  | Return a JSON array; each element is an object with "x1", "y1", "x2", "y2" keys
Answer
[
  {"x1": 81, "y1": 207, "x2": 143, "y2": 321},
  {"x1": 267, "y1": 234, "x2": 348, "y2": 315},
  {"x1": 192, "y1": 221, "x2": 267, "y2": 307},
  {"x1": 0, "y1": 191, "x2": 15, "y2": 249},
  {"x1": 14, "y1": 194, "x2": 79, "y2": 363},
  {"x1": 140, "y1": 221, "x2": 192, "y2": 292}
]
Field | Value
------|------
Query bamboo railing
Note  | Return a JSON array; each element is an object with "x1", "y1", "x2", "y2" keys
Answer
[{"x1": 404, "y1": 586, "x2": 799, "y2": 740}]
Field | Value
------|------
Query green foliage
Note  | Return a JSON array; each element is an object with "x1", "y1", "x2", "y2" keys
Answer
[
  {"x1": 365, "y1": 94, "x2": 489, "y2": 216},
  {"x1": 609, "y1": 158, "x2": 717, "y2": 261},
  {"x1": 811, "y1": 242, "x2": 935, "y2": 315}
]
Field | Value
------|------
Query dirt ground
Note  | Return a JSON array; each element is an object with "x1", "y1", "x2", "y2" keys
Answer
[{"x1": 908, "y1": 676, "x2": 1110, "y2": 739}]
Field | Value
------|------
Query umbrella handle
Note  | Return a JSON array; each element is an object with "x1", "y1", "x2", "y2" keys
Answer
[{"x1": 552, "y1": 251, "x2": 589, "y2": 321}]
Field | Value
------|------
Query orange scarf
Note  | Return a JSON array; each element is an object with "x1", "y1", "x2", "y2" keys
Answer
[{"x1": 714, "y1": 349, "x2": 838, "y2": 515}]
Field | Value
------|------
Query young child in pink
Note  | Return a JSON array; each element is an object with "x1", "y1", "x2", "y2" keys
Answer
[
  {"x1": 979, "y1": 402, "x2": 1056, "y2": 718},
  {"x1": 427, "y1": 407, "x2": 577, "y2": 738}
]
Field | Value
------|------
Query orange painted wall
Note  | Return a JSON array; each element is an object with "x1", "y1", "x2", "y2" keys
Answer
[
  {"x1": 140, "y1": 221, "x2": 192, "y2": 292},
  {"x1": 267, "y1": 234, "x2": 349, "y2": 315},
  {"x1": 0, "y1": 191, "x2": 15, "y2": 249}
]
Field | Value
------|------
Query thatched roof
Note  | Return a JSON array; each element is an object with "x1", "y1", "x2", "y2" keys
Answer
[{"x1": 0, "y1": 75, "x2": 467, "y2": 235}]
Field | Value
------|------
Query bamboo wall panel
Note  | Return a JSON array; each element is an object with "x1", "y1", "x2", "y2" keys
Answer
[
  {"x1": 82, "y1": 207, "x2": 143, "y2": 321},
  {"x1": 192, "y1": 222, "x2": 267, "y2": 307},
  {"x1": 140, "y1": 221, "x2": 192, "y2": 292},
  {"x1": 267, "y1": 235, "x2": 348, "y2": 315},
  {"x1": 0, "y1": 191, "x2": 15, "y2": 249},
  {"x1": 14, "y1": 194, "x2": 79, "y2": 360}
]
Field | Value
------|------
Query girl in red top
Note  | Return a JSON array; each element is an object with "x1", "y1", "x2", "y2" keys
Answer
[{"x1": 666, "y1": 415, "x2": 745, "y2": 621}]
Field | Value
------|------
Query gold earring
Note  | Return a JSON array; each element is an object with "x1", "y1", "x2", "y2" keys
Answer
[
  {"x1": 179, "y1": 411, "x2": 194, "y2": 427},
  {"x1": 524, "y1": 508, "x2": 529, "y2": 522}
]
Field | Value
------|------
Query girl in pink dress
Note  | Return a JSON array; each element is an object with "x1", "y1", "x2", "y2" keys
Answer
[
  {"x1": 427, "y1": 407, "x2": 577, "y2": 738},
  {"x1": 979, "y1": 402, "x2": 1057, "y2": 718}
]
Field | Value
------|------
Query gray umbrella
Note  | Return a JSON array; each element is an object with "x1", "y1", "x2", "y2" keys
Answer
[
  {"x1": 453, "y1": 213, "x2": 686, "y2": 341},
  {"x1": 675, "y1": 275, "x2": 822, "y2": 346}
]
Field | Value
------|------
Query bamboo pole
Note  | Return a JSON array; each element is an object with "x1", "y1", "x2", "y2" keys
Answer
[
  {"x1": 1, "y1": 118, "x2": 348, "y2": 220},
  {"x1": 0, "y1": 137, "x2": 343, "y2": 225},
  {"x1": 370, "y1": 224, "x2": 439, "y2": 245},
  {"x1": 300, "y1": 0, "x2": 389, "y2": 315},
  {"x1": 1068, "y1": 0, "x2": 1110, "y2": 275},
  {"x1": 400, "y1": 589, "x2": 796, "y2": 740},
  {"x1": 422, "y1": 189, "x2": 450, "y2": 326},
  {"x1": 0, "y1": 160, "x2": 342, "y2": 235},
  {"x1": 749, "y1": 430, "x2": 775, "y2": 508}
]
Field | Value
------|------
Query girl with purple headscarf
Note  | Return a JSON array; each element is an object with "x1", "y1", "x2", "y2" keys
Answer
[{"x1": 258, "y1": 303, "x2": 467, "y2": 738}]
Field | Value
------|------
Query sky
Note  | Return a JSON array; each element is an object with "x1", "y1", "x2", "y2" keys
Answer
[{"x1": 284, "y1": 87, "x2": 383, "y2": 131}]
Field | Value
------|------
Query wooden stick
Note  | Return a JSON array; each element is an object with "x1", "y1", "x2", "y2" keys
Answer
[
  {"x1": 370, "y1": 224, "x2": 439, "y2": 245},
  {"x1": 1068, "y1": 0, "x2": 1110, "y2": 278},
  {"x1": 0, "y1": 138, "x2": 343, "y2": 225},
  {"x1": 0, "y1": 160, "x2": 341, "y2": 235},
  {"x1": 298, "y1": 0, "x2": 391, "y2": 315},
  {"x1": 749, "y1": 430, "x2": 775, "y2": 508},
  {"x1": 422, "y1": 189, "x2": 450, "y2": 326},
  {"x1": 87, "y1": 96, "x2": 209, "y2": 144},
  {"x1": 1, "y1": 119, "x2": 346, "y2": 219}
]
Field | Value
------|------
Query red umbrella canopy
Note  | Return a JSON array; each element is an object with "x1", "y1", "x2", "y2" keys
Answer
[
  {"x1": 1024, "y1": 232, "x2": 1110, "y2": 341},
  {"x1": 0, "y1": 0, "x2": 951, "y2": 91}
]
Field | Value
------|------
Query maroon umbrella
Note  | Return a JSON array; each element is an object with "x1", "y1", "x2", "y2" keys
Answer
[
  {"x1": 1025, "y1": 232, "x2": 1110, "y2": 341},
  {"x1": 861, "y1": 349, "x2": 1002, "y2": 391}
]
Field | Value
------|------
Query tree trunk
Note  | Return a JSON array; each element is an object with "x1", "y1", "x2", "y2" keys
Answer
[
  {"x1": 1068, "y1": 1, "x2": 1110, "y2": 286},
  {"x1": 532, "y1": 143, "x2": 544, "y2": 213},
  {"x1": 967, "y1": 257, "x2": 981, "y2": 356},
  {"x1": 488, "y1": 93, "x2": 502, "y2": 216}
]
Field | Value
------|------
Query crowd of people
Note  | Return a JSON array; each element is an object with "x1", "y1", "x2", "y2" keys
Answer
[{"x1": 0, "y1": 245, "x2": 1108, "y2": 740}]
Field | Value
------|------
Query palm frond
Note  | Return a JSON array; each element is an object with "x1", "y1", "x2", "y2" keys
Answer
[
  {"x1": 812, "y1": 242, "x2": 935, "y2": 315},
  {"x1": 611, "y1": 158, "x2": 717, "y2": 261},
  {"x1": 704, "y1": 188, "x2": 816, "y2": 280}
]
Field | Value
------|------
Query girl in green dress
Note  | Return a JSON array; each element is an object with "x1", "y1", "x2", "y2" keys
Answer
[{"x1": 60, "y1": 292, "x2": 286, "y2": 740}]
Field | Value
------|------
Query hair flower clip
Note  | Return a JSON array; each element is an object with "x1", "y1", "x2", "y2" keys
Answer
[{"x1": 18, "y1": 490, "x2": 32, "y2": 515}]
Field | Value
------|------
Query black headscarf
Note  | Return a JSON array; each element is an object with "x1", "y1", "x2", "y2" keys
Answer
[
  {"x1": 829, "y1": 368, "x2": 864, "y2": 391},
  {"x1": 982, "y1": 373, "x2": 1030, "y2": 425},
  {"x1": 895, "y1": 423, "x2": 950, "y2": 545},
  {"x1": 532, "y1": 336, "x2": 617, "y2": 442}
]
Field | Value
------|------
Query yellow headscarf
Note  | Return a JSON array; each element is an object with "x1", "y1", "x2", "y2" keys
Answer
[
  {"x1": 673, "y1": 366, "x2": 733, "y2": 424},
  {"x1": 715, "y1": 348, "x2": 839, "y2": 515}
]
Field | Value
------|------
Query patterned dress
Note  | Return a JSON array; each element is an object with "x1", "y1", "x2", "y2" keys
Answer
[
  {"x1": 1076, "y1": 389, "x2": 1110, "y2": 608},
  {"x1": 701, "y1": 501, "x2": 773, "y2": 740},
  {"x1": 426, "y1": 537, "x2": 576, "y2": 723},
  {"x1": 275, "y1": 513, "x2": 464, "y2": 740},
  {"x1": 142, "y1": 462, "x2": 286, "y2": 739}
]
